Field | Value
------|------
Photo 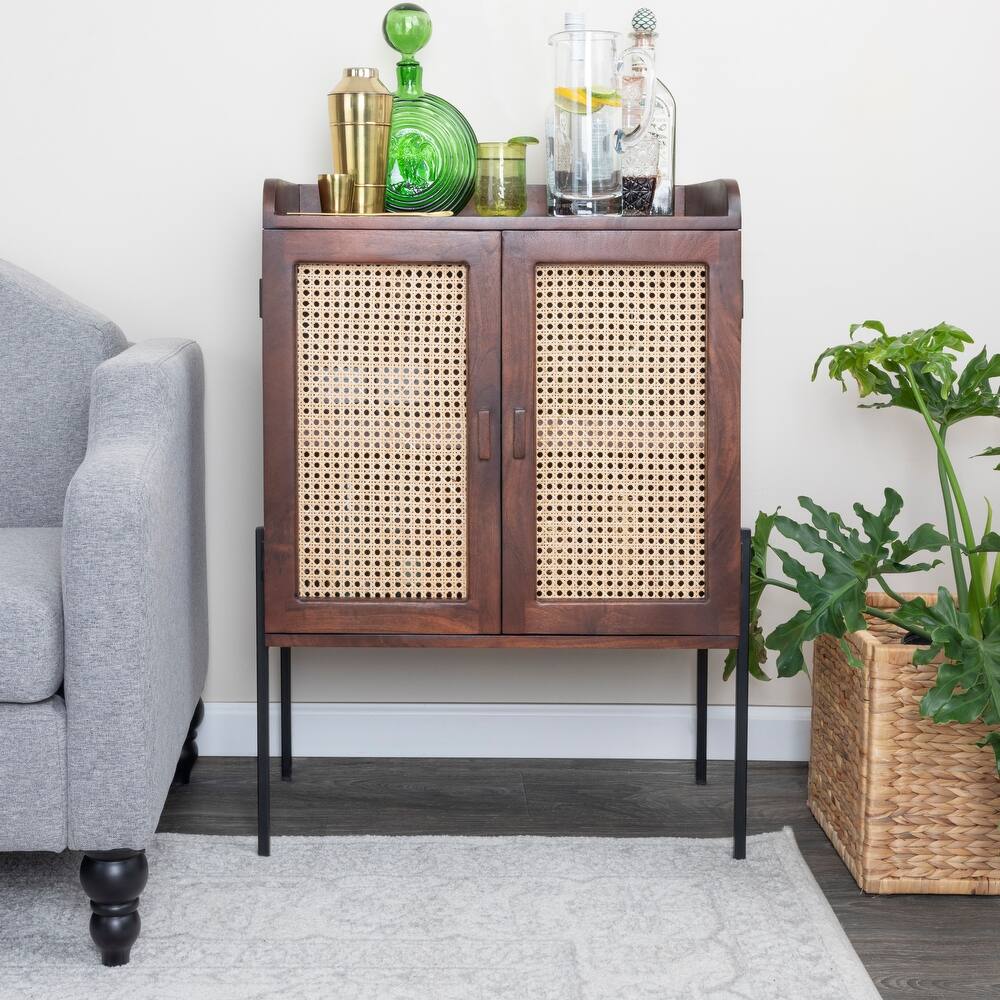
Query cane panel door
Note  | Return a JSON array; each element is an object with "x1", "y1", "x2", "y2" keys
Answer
[
  {"x1": 262, "y1": 230, "x2": 502, "y2": 634},
  {"x1": 500, "y1": 231, "x2": 741, "y2": 636}
]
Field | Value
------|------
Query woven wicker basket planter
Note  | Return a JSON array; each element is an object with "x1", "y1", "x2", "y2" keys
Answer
[{"x1": 808, "y1": 592, "x2": 1000, "y2": 895}]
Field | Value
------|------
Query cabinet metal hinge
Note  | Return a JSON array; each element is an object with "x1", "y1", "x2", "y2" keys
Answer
[{"x1": 258, "y1": 278, "x2": 263, "y2": 319}]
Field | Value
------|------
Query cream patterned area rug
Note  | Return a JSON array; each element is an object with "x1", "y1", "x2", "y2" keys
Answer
[{"x1": 0, "y1": 829, "x2": 880, "y2": 1000}]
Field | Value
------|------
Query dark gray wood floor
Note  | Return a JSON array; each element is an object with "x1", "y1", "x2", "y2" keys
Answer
[{"x1": 159, "y1": 758, "x2": 999, "y2": 999}]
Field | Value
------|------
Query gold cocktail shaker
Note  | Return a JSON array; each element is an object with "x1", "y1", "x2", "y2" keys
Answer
[{"x1": 327, "y1": 67, "x2": 393, "y2": 214}]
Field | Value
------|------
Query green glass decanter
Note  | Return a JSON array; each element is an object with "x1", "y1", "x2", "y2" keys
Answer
[{"x1": 382, "y1": 4, "x2": 477, "y2": 214}]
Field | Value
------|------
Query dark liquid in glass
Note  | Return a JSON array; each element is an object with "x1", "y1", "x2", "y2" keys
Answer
[{"x1": 622, "y1": 175, "x2": 657, "y2": 216}]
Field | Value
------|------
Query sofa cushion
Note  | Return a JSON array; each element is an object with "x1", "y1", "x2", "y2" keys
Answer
[
  {"x1": 0, "y1": 259, "x2": 127, "y2": 527},
  {"x1": 0, "y1": 696, "x2": 67, "y2": 851},
  {"x1": 0, "y1": 528, "x2": 64, "y2": 702}
]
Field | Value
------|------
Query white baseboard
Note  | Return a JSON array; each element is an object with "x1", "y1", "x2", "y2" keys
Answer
[{"x1": 198, "y1": 703, "x2": 811, "y2": 761}]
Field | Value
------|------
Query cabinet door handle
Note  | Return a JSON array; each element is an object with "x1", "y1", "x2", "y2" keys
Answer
[
  {"x1": 512, "y1": 408, "x2": 527, "y2": 460},
  {"x1": 477, "y1": 409, "x2": 491, "y2": 461}
]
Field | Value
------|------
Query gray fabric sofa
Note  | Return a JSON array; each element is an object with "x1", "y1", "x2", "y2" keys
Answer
[{"x1": 0, "y1": 260, "x2": 207, "y2": 965}]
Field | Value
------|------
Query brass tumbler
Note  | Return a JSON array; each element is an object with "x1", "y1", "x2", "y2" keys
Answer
[
  {"x1": 327, "y1": 67, "x2": 392, "y2": 214},
  {"x1": 318, "y1": 173, "x2": 355, "y2": 213}
]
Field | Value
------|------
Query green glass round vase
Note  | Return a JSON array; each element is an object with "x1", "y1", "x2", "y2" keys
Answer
[{"x1": 382, "y1": 4, "x2": 477, "y2": 214}]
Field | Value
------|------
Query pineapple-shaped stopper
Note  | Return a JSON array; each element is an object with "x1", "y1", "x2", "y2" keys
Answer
[{"x1": 631, "y1": 7, "x2": 657, "y2": 33}]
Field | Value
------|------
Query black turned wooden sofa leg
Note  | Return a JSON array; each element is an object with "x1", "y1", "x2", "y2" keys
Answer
[
  {"x1": 173, "y1": 698, "x2": 205, "y2": 786},
  {"x1": 79, "y1": 850, "x2": 148, "y2": 966}
]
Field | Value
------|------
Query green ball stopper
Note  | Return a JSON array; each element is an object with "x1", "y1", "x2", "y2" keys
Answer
[{"x1": 383, "y1": 4, "x2": 432, "y2": 60}]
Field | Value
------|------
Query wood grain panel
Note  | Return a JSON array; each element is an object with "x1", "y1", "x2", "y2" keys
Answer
[{"x1": 264, "y1": 633, "x2": 740, "y2": 649}]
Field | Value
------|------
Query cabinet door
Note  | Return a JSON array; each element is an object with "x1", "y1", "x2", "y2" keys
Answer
[
  {"x1": 263, "y1": 230, "x2": 501, "y2": 634},
  {"x1": 501, "y1": 231, "x2": 741, "y2": 637}
]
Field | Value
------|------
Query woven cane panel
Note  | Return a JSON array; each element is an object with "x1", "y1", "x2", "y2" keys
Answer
[
  {"x1": 808, "y1": 593, "x2": 1000, "y2": 894},
  {"x1": 295, "y1": 263, "x2": 468, "y2": 600},
  {"x1": 534, "y1": 264, "x2": 707, "y2": 601}
]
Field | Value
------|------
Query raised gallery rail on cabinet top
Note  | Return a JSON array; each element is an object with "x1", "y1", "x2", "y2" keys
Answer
[{"x1": 263, "y1": 178, "x2": 741, "y2": 231}]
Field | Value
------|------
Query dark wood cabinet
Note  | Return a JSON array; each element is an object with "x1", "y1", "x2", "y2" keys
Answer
[
  {"x1": 256, "y1": 179, "x2": 750, "y2": 859},
  {"x1": 260, "y1": 179, "x2": 742, "y2": 649}
]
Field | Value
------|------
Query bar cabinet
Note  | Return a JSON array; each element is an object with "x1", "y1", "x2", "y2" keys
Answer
[{"x1": 257, "y1": 178, "x2": 750, "y2": 857}]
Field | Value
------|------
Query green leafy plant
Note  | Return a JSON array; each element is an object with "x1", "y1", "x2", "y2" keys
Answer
[{"x1": 729, "y1": 322, "x2": 1000, "y2": 771}]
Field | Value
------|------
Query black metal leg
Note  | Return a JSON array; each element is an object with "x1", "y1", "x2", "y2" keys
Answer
[
  {"x1": 280, "y1": 647, "x2": 292, "y2": 780},
  {"x1": 256, "y1": 526, "x2": 271, "y2": 857},
  {"x1": 79, "y1": 850, "x2": 148, "y2": 966},
  {"x1": 695, "y1": 648, "x2": 708, "y2": 785},
  {"x1": 173, "y1": 698, "x2": 205, "y2": 785},
  {"x1": 733, "y1": 528, "x2": 751, "y2": 860}
]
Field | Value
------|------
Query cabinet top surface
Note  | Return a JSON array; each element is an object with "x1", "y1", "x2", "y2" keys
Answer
[{"x1": 263, "y1": 179, "x2": 741, "y2": 232}]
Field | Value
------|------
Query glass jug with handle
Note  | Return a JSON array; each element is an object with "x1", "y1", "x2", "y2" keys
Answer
[{"x1": 549, "y1": 27, "x2": 656, "y2": 215}]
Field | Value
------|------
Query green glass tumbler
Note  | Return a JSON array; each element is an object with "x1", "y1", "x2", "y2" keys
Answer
[{"x1": 475, "y1": 136, "x2": 538, "y2": 217}]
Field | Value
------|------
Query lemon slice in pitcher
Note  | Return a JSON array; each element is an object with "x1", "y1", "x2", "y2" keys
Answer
[
  {"x1": 554, "y1": 87, "x2": 621, "y2": 113},
  {"x1": 554, "y1": 87, "x2": 593, "y2": 113}
]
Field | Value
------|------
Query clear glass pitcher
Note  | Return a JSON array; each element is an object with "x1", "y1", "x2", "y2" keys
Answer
[{"x1": 548, "y1": 27, "x2": 656, "y2": 215}]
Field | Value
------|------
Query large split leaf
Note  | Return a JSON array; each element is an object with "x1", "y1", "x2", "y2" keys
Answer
[
  {"x1": 913, "y1": 592, "x2": 1000, "y2": 775},
  {"x1": 765, "y1": 549, "x2": 866, "y2": 676},
  {"x1": 813, "y1": 322, "x2": 999, "y2": 429},
  {"x1": 761, "y1": 490, "x2": 940, "y2": 677},
  {"x1": 952, "y1": 349, "x2": 1000, "y2": 422},
  {"x1": 885, "y1": 522, "x2": 949, "y2": 573},
  {"x1": 813, "y1": 321, "x2": 972, "y2": 402}
]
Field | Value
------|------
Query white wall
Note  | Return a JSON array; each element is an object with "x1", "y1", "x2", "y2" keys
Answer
[{"x1": 1, "y1": 1, "x2": 997, "y2": 751}]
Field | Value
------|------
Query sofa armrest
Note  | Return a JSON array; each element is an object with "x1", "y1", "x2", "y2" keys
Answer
[{"x1": 62, "y1": 339, "x2": 207, "y2": 852}]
